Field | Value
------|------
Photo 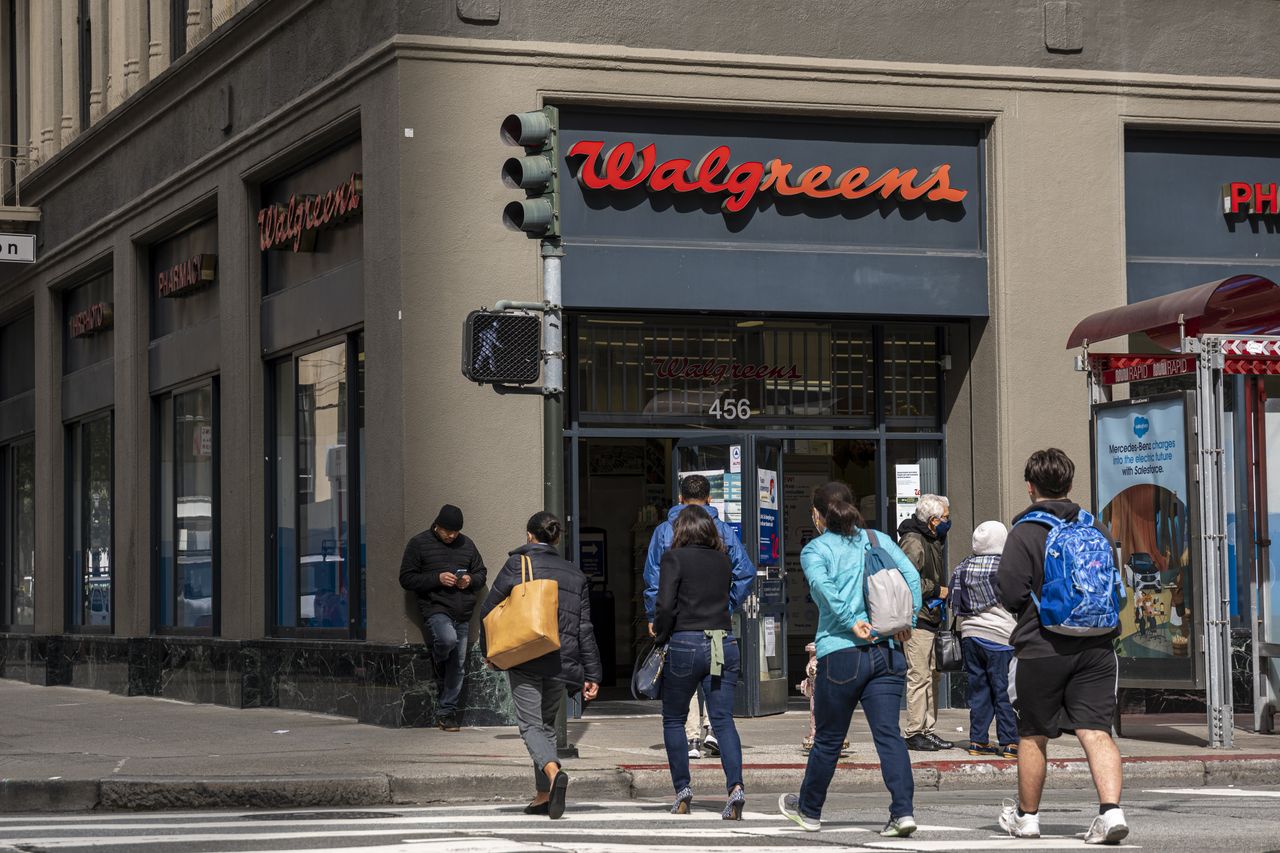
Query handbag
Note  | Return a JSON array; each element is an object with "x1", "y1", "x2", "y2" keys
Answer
[
  {"x1": 482, "y1": 555, "x2": 561, "y2": 670},
  {"x1": 933, "y1": 603, "x2": 964, "y2": 673},
  {"x1": 631, "y1": 641, "x2": 666, "y2": 700}
]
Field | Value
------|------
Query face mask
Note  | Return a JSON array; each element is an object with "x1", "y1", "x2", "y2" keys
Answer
[{"x1": 935, "y1": 519, "x2": 952, "y2": 537}]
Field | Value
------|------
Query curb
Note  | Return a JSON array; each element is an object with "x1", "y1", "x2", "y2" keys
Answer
[{"x1": 5, "y1": 755, "x2": 1280, "y2": 812}]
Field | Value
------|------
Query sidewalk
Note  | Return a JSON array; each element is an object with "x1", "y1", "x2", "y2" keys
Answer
[{"x1": 2, "y1": 679, "x2": 1276, "y2": 812}]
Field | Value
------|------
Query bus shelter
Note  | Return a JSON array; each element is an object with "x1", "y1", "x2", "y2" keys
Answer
[{"x1": 1068, "y1": 274, "x2": 1280, "y2": 749}]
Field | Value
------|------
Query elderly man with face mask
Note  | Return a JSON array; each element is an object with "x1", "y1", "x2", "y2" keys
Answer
[{"x1": 896, "y1": 494, "x2": 955, "y2": 752}]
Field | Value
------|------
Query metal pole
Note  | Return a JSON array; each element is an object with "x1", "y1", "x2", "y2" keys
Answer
[
  {"x1": 1196, "y1": 337, "x2": 1233, "y2": 748},
  {"x1": 540, "y1": 238, "x2": 577, "y2": 759}
]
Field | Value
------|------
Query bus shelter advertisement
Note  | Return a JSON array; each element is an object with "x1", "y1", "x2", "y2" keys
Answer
[{"x1": 1093, "y1": 392, "x2": 1198, "y2": 687}]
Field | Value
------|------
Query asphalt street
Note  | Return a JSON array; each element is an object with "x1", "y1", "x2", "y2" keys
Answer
[{"x1": 0, "y1": 785, "x2": 1277, "y2": 853}]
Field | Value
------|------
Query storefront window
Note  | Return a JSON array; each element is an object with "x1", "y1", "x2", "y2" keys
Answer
[
  {"x1": 271, "y1": 336, "x2": 365, "y2": 635},
  {"x1": 573, "y1": 315, "x2": 943, "y2": 430},
  {"x1": 3, "y1": 440, "x2": 35, "y2": 627},
  {"x1": 67, "y1": 415, "x2": 113, "y2": 630},
  {"x1": 157, "y1": 384, "x2": 216, "y2": 631}
]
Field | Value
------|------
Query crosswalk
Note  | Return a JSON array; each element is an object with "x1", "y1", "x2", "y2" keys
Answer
[{"x1": 0, "y1": 800, "x2": 1146, "y2": 853}]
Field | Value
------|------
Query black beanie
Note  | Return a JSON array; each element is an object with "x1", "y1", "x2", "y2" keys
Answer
[{"x1": 433, "y1": 504, "x2": 464, "y2": 532}]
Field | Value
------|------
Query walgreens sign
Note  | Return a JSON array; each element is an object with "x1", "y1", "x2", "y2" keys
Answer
[{"x1": 566, "y1": 140, "x2": 968, "y2": 214}]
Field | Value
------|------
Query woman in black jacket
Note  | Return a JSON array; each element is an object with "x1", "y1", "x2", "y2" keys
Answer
[
  {"x1": 479, "y1": 511, "x2": 602, "y2": 820},
  {"x1": 654, "y1": 504, "x2": 745, "y2": 820}
]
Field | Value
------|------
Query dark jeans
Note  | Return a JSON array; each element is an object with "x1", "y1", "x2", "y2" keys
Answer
[
  {"x1": 961, "y1": 637, "x2": 1018, "y2": 747},
  {"x1": 426, "y1": 613, "x2": 469, "y2": 716},
  {"x1": 799, "y1": 644, "x2": 913, "y2": 821},
  {"x1": 661, "y1": 631, "x2": 743, "y2": 793}
]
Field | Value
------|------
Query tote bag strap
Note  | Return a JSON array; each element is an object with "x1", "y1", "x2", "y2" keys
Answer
[{"x1": 521, "y1": 554, "x2": 533, "y2": 584}]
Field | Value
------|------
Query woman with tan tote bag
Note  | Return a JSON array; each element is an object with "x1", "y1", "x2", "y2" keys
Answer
[{"x1": 479, "y1": 512, "x2": 602, "y2": 819}]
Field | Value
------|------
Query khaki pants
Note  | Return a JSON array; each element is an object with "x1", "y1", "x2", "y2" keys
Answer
[
  {"x1": 904, "y1": 626, "x2": 939, "y2": 738},
  {"x1": 684, "y1": 688, "x2": 708, "y2": 741}
]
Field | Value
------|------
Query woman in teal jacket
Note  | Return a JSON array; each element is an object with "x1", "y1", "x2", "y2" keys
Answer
[{"x1": 779, "y1": 482, "x2": 923, "y2": 838}]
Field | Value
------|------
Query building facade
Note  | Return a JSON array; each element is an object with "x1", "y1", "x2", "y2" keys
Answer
[{"x1": 1, "y1": 0, "x2": 1279, "y2": 725}]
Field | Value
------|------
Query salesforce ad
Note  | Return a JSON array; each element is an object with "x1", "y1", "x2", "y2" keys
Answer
[{"x1": 1094, "y1": 394, "x2": 1196, "y2": 686}]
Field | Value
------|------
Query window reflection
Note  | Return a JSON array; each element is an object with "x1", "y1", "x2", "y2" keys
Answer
[
  {"x1": 69, "y1": 415, "x2": 112, "y2": 628},
  {"x1": 159, "y1": 387, "x2": 215, "y2": 629},
  {"x1": 9, "y1": 440, "x2": 34, "y2": 626}
]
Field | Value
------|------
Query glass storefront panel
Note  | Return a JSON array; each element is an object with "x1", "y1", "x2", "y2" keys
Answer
[
  {"x1": 271, "y1": 337, "x2": 364, "y2": 634},
  {"x1": 574, "y1": 315, "x2": 940, "y2": 430},
  {"x1": 68, "y1": 415, "x2": 112, "y2": 629},
  {"x1": 158, "y1": 385, "x2": 216, "y2": 630},
  {"x1": 6, "y1": 440, "x2": 34, "y2": 627}
]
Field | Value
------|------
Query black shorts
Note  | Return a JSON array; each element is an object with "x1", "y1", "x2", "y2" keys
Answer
[{"x1": 1013, "y1": 647, "x2": 1117, "y2": 738}]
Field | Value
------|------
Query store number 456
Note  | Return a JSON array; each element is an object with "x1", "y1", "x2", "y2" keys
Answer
[{"x1": 709, "y1": 398, "x2": 752, "y2": 421}]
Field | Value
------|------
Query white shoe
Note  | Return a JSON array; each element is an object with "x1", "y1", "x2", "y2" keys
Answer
[
  {"x1": 778, "y1": 793, "x2": 821, "y2": 832},
  {"x1": 881, "y1": 815, "x2": 917, "y2": 837},
  {"x1": 999, "y1": 799, "x2": 1041, "y2": 838},
  {"x1": 1084, "y1": 808, "x2": 1129, "y2": 845},
  {"x1": 687, "y1": 739, "x2": 701, "y2": 759}
]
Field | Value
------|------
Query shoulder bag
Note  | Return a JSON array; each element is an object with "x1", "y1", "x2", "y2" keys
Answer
[
  {"x1": 482, "y1": 555, "x2": 561, "y2": 670},
  {"x1": 631, "y1": 641, "x2": 666, "y2": 700},
  {"x1": 933, "y1": 602, "x2": 964, "y2": 673}
]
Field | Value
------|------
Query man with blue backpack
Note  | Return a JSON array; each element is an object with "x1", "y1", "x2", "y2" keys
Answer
[{"x1": 996, "y1": 449, "x2": 1129, "y2": 845}]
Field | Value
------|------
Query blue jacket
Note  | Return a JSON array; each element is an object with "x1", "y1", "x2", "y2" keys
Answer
[
  {"x1": 800, "y1": 529, "x2": 922, "y2": 659},
  {"x1": 643, "y1": 504, "x2": 755, "y2": 622}
]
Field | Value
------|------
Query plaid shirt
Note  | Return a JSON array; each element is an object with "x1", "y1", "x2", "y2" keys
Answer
[{"x1": 950, "y1": 554, "x2": 1002, "y2": 617}]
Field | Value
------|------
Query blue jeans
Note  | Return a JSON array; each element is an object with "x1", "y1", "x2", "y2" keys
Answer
[
  {"x1": 962, "y1": 637, "x2": 1019, "y2": 747},
  {"x1": 800, "y1": 644, "x2": 913, "y2": 820},
  {"x1": 661, "y1": 631, "x2": 743, "y2": 793},
  {"x1": 426, "y1": 613, "x2": 469, "y2": 716}
]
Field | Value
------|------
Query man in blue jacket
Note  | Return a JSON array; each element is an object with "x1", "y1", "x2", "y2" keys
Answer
[{"x1": 644, "y1": 474, "x2": 755, "y2": 758}]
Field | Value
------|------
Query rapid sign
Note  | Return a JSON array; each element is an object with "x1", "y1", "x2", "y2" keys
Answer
[{"x1": 0, "y1": 233, "x2": 35, "y2": 263}]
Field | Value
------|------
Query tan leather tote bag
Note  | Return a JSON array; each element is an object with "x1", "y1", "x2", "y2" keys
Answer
[{"x1": 483, "y1": 555, "x2": 561, "y2": 669}]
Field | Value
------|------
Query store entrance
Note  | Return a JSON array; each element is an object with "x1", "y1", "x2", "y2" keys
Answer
[{"x1": 571, "y1": 433, "x2": 942, "y2": 715}]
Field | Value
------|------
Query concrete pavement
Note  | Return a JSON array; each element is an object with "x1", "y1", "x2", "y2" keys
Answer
[{"x1": 2, "y1": 679, "x2": 1277, "y2": 812}]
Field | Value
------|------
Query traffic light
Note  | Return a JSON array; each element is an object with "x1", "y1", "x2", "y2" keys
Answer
[
  {"x1": 500, "y1": 107, "x2": 559, "y2": 237},
  {"x1": 462, "y1": 310, "x2": 543, "y2": 385}
]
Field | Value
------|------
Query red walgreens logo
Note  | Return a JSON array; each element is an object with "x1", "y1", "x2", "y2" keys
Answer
[
  {"x1": 567, "y1": 140, "x2": 968, "y2": 214},
  {"x1": 258, "y1": 172, "x2": 363, "y2": 253}
]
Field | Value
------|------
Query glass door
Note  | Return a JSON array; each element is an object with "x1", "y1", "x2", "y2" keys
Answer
[{"x1": 673, "y1": 435, "x2": 787, "y2": 717}]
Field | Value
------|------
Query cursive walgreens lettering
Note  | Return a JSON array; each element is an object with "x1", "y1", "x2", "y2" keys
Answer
[
  {"x1": 258, "y1": 172, "x2": 363, "y2": 252},
  {"x1": 567, "y1": 140, "x2": 967, "y2": 214},
  {"x1": 654, "y1": 357, "x2": 801, "y2": 383}
]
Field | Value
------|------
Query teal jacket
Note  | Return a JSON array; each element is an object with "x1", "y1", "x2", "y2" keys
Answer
[{"x1": 800, "y1": 529, "x2": 923, "y2": 659}]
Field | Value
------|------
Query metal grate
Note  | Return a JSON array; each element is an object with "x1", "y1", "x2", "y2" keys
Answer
[
  {"x1": 573, "y1": 316, "x2": 930, "y2": 426},
  {"x1": 462, "y1": 311, "x2": 542, "y2": 385}
]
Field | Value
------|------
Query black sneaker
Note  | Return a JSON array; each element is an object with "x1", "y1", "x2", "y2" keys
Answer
[
  {"x1": 904, "y1": 734, "x2": 939, "y2": 751},
  {"x1": 925, "y1": 733, "x2": 955, "y2": 750},
  {"x1": 438, "y1": 714, "x2": 460, "y2": 732}
]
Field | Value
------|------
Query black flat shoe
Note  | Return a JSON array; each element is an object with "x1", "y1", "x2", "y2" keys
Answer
[
  {"x1": 548, "y1": 771, "x2": 570, "y2": 819},
  {"x1": 904, "y1": 734, "x2": 939, "y2": 751},
  {"x1": 524, "y1": 801, "x2": 550, "y2": 815}
]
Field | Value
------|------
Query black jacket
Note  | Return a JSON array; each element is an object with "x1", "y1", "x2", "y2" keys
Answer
[
  {"x1": 897, "y1": 517, "x2": 946, "y2": 628},
  {"x1": 653, "y1": 545, "x2": 733, "y2": 645},
  {"x1": 479, "y1": 542, "x2": 603, "y2": 688},
  {"x1": 399, "y1": 529, "x2": 488, "y2": 622},
  {"x1": 998, "y1": 499, "x2": 1120, "y2": 659}
]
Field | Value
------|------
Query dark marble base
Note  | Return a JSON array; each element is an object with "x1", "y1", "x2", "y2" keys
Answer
[{"x1": 0, "y1": 632, "x2": 518, "y2": 728}]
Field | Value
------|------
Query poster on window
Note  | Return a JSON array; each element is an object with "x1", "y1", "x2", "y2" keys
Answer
[
  {"x1": 758, "y1": 468, "x2": 780, "y2": 565},
  {"x1": 1092, "y1": 391, "x2": 1199, "y2": 688}
]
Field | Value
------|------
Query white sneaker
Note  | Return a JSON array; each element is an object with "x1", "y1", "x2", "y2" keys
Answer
[
  {"x1": 687, "y1": 739, "x2": 701, "y2": 759},
  {"x1": 881, "y1": 815, "x2": 918, "y2": 837},
  {"x1": 999, "y1": 799, "x2": 1041, "y2": 838},
  {"x1": 1084, "y1": 808, "x2": 1129, "y2": 845}
]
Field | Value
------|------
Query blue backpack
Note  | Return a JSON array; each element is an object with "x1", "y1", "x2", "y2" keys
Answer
[{"x1": 1016, "y1": 509, "x2": 1124, "y2": 636}]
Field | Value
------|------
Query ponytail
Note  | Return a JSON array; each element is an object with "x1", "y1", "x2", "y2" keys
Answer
[{"x1": 812, "y1": 481, "x2": 863, "y2": 537}]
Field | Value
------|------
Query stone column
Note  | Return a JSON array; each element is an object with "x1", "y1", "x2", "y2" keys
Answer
[
  {"x1": 88, "y1": 0, "x2": 107, "y2": 123},
  {"x1": 185, "y1": 1, "x2": 203, "y2": 49},
  {"x1": 106, "y1": 0, "x2": 126, "y2": 110},
  {"x1": 111, "y1": 241, "x2": 145, "y2": 638},
  {"x1": 213, "y1": 0, "x2": 234, "y2": 27},
  {"x1": 60, "y1": 0, "x2": 78, "y2": 145},
  {"x1": 41, "y1": 1, "x2": 61, "y2": 159},
  {"x1": 123, "y1": 0, "x2": 145, "y2": 95},
  {"x1": 147, "y1": 0, "x2": 169, "y2": 79},
  {"x1": 14, "y1": 0, "x2": 30, "y2": 177}
]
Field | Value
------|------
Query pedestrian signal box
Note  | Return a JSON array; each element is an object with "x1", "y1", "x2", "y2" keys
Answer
[{"x1": 462, "y1": 310, "x2": 542, "y2": 385}]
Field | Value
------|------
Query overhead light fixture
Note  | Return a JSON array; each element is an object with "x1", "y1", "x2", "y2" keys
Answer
[{"x1": 737, "y1": 320, "x2": 765, "y2": 328}]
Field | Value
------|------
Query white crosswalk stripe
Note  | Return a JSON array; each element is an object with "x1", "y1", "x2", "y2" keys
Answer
[{"x1": 0, "y1": 800, "x2": 1146, "y2": 852}]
